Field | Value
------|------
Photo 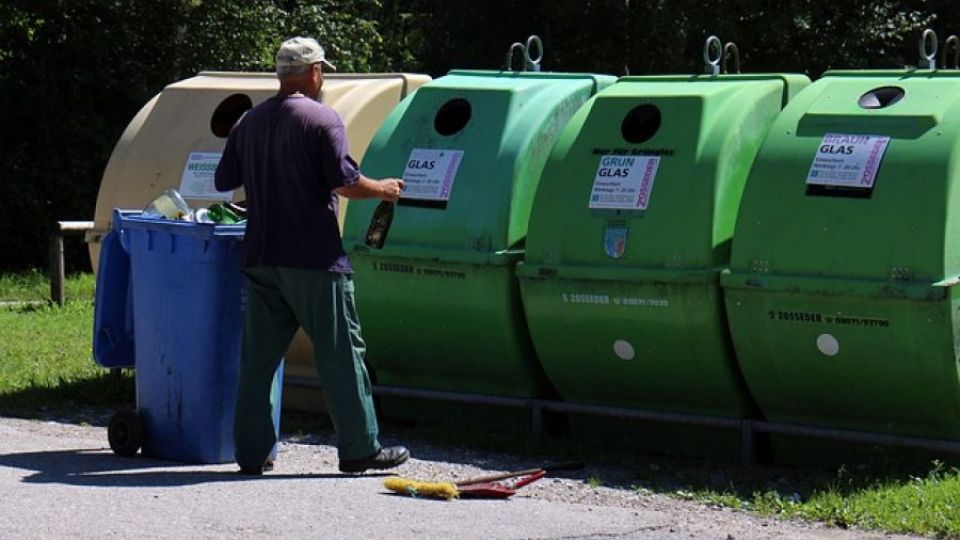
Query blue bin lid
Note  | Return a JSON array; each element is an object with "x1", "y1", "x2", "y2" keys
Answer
[{"x1": 118, "y1": 212, "x2": 246, "y2": 240}]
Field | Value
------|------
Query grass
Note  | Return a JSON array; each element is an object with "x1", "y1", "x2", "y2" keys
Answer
[
  {"x1": 668, "y1": 461, "x2": 960, "y2": 537},
  {"x1": 3, "y1": 270, "x2": 960, "y2": 537},
  {"x1": 0, "y1": 268, "x2": 95, "y2": 303},
  {"x1": 0, "y1": 271, "x2": 133, "y2": 420}
]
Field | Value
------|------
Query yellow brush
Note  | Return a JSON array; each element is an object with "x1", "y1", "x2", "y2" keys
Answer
[{"x1": 383, "y1": 477, "x2": 460, "y2": 499}]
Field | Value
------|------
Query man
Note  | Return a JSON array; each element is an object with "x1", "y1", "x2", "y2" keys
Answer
[{"x1": 215, "y1": 36, "x2": 408, "y2": 475}]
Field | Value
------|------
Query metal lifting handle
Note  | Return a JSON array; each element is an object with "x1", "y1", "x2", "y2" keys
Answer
[
  {"x1": 920, "y1": 28, "x2": 938, "y2": 70},
  {"x1": 524, "y1": 35, "x2": 543, "y2": 71},
  {"x1": 704, "y1": 35, "x2": 723, "y2": 76},
  {"x1": 943, "y1": 35, "x2": 959, "y2": 69},
  {"x1": 503, "y1": 35, "x2": 544, "y2": 72},
  {"x1": 504, "y1": 42, "x2": 525, "y2": 71},
  {"x1": 722, "y1": 41, "x2": 741, "y2": 74}
]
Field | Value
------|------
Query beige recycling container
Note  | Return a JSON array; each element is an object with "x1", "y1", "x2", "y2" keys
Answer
[{"x1": 90, "y1": 70, "x2": 430, "y2": 411}]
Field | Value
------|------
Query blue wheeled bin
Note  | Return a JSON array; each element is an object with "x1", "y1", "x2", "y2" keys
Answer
[{"x1": 93, "y1": 209, "x2": 283, "y2": 464}]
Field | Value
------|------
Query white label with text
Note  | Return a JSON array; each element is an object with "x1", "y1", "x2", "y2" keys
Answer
[
  {"x1": 588, "y1": 155, "x2": 660, "y2": 210},
  {"x1": 401, "y1": 149, "x2": 464, "y2": 201},
  {"x1": 806, "y1": 134, "x2": 890, "y2": 189},
  {"x1": 179, "y1": 152, "x2": 232, "y2": 200}
]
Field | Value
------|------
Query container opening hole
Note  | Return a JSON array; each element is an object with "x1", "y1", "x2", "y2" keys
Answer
[
  {"x1": 858, "y1": 86, "x2": 905, "y2": 109},
  {"x1": 621, "y1": 104, "x2": 661, "y2": 144},
  {"x1": 211, "y1": 94, "x2": 254, "y2": 138},
  {"x1": 434, "y1": 98, "x2": 472, "y2": 136}
]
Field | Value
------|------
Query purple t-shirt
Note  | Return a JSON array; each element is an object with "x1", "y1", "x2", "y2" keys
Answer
[{"x1": 215, "y1": 94, "x2": 360, "y2": 272}]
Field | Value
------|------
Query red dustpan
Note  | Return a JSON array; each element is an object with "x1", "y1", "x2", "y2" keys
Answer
[{"x1": 457, "y1": 470, "x2": 547, "y2": 499}]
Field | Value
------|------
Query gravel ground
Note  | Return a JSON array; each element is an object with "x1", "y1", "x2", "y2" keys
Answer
[{"x1": 0, "y1": 414, "x2": 928, "y2": 539}]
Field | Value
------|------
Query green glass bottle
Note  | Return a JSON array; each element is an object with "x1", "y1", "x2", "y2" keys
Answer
[
  {"x1": 224, "y1": 201, "x2": 248, "y2": 220},
  {"x1": 207, "y1": 203, "x2": 242, "y2": 224},
  {"x1": 365, "y1": 201, "x2": 395, "y2": 249}
]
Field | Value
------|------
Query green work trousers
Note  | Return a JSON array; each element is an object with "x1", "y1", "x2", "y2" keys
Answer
[{"x1": 234, "y1": 266, "x2": 381, "y2": 469}]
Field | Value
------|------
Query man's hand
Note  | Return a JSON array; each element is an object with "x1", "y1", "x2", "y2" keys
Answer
[{"x1": 379, "y1": 178, "x2": 405, "y2": 202}]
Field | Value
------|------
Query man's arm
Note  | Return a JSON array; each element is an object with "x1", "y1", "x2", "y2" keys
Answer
[
  {"x1": 317, "y1": 109, "x2": 403, "y2": 201},
  {"x1": 335, "y1": 175, "x2": 404, "y2": 202},
  {"x1": 214, "y1": 134, "x2": 242, "y2": 192}
]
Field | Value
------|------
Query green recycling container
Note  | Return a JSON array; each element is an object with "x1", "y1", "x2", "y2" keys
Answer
[
  {"x1": 721, "y1": 70, "x2": 960, "y2": 439},
  {"x1": 517, "y1": 73, "x2": 809, "y2": 416},
  {"x1": 343, "y1": 70, "x2": 615, "y2": 397}
]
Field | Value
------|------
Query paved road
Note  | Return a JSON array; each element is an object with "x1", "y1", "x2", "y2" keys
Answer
[{"x1": 0, "y1": 417, "x2": 921, "y2": 539}]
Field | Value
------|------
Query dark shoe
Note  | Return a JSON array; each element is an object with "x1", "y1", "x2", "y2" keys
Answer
[
  {"x1": 238, "y1": 458, "x2": 274, "y2": 476},
  {"x1": 339, "y1": 446, "x2": 409, "y2": 473}
]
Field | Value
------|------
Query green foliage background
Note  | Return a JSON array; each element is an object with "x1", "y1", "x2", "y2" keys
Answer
[{"x1": 0, "y1": 0, "x2": 958, "y2": 269}]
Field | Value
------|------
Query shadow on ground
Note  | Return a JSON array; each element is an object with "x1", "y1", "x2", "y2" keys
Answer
[
  {"x1": 0, "y1": 371, "x2": 135, "y2": 426},
  {"x1": 0, "y1": 447, "x2": 390, "y2": 488}
]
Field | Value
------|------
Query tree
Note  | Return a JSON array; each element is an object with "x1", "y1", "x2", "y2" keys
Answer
[
  {"x1": 0, "y1": 0, "x2": 385, "y2": 270},
  {"x1": 0, "y1": 0, "x2": 191, "y2": 271},
  {"x1": 0, "y1": 0, "x2": 954, "y2": 270}
]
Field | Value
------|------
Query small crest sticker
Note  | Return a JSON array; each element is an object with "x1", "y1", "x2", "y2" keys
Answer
[{"x1": 603, "y1": 223, "x2": 628, "y2": 259}]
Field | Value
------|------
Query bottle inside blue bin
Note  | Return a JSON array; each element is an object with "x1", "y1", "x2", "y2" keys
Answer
[{"x1": 142, "y1": 189, "x2": 191, "y2": 220}]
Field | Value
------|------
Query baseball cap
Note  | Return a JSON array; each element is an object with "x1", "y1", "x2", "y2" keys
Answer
[{"x1": 276, "y1": 37, "x2": 336, "y2": 71}]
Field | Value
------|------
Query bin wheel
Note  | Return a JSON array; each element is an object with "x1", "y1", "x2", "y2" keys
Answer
[{"x1": 108, "y1": 410, "x2": 143, "y2": 457}]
